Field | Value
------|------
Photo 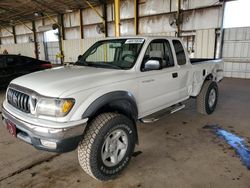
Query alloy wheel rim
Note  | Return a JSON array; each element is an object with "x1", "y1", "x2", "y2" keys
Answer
[
  {"x1": 101, "y1": 128, "x2": 128, "y2": 167},
  {"x1": 208, "y1": 88, "x2": 216, "y2": 108}
]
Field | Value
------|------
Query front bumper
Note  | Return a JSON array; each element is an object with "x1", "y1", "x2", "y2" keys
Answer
[{"x1": 1, "y1": 107, "x2": 88, "y2": 153}]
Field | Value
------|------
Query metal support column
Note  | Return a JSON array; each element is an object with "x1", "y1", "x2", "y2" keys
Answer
[
  {"x1": 60, "y1": 14, "x2": 65, "y2": 40},
  {"x1": 177, "y1": 0, "x2": 181, "y2": 37},
  {"x1": 114, "y1": 0, "x2": 120, "y2": 37},
  {"x1": 134, "y1": 0, "x2": 139, "y2": 35},
  {"x1": 79, "y1": 9, "x2": 84, "y2": 39},
  {"x1": 103, "y1": 3, "x2": 108, "y2": 37},
  {"x1": 32, "y1": 21, "x2": 39, "y2": 59},
  {"x1": 219, "y1": 0, "x2": 226, "y2": 58},
  {"x1": 57, "y1": 14, "x2": 64, "y2": 64},
  {"x1": 12, "y1": 26, "x2": 17, "y2": 44}
]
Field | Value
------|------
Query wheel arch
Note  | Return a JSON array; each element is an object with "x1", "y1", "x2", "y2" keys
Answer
[
  {"x1": 82, "y1": 91, "x2": 139, "y2": 143},
  {"x1": 82, "y1": 91, "x2": 138, "y2": 121}
]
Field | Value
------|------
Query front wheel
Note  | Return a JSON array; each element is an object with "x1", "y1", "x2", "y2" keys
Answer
[
  {"x1": 78, "y1": 113, "x2": 136, "y2": 181},
  {"x1": 197, "y1": 80, "x2": 218, "y2": 115}
]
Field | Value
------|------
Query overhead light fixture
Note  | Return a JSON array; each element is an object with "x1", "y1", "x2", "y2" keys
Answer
[
  {"x1": 34, "y1": 12, "x2": 44, "y2": 17},
  {"x1": 34, "y1": 12, "x2": 39, "y2": 17},
  {"x1": 65, "y1": 9, "x2": 73, "y2": 13}
]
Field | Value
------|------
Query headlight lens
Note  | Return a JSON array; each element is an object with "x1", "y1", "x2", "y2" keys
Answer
[{"x1": 35, "y1": 98, "x2": 75, "y2": 117}]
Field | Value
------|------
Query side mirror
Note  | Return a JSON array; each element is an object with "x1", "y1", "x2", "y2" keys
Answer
[
  {"x1": 144, "y1": 59, "x2": 161, "y2": 71},
  {"x1": 78, "y1": 55, "x2": 83, "y2": 60}
]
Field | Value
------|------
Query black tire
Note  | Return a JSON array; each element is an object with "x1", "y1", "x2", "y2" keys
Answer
[
  {"x1": 78, "y1": 113, "x2": 136, "y2": 181},
  {"x1": 197, "y1": 80, "x2": 218, "y2": 115}
]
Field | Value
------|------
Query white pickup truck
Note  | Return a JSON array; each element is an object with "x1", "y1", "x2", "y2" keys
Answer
[{"x1": 2, "y1": 36, "x2": 223, "y2": 181}]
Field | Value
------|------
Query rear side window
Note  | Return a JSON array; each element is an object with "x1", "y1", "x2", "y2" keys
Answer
[
  {"x1": 22, "y1": 57, "x2": 33, "y2": 64},
  {"x1": 173, "y1": 40, "x2": 186, "y2": 65},
  {"x1": 6, "y1": 56, "x2": 22, "y2": 66}
]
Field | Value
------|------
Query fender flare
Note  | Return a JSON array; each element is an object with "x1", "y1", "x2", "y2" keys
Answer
[{"x1": 82, "y1": 91, "x2": 138, "y2": 122}]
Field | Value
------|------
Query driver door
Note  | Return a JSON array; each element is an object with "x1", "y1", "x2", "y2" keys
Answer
[{"x1": 138, "y1": 39, "x2": 185, "y2": 117}]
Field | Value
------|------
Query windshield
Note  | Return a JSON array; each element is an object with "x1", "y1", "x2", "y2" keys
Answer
[{"x1": 76, "y1": 38, "x2": 145, "y2": 70}]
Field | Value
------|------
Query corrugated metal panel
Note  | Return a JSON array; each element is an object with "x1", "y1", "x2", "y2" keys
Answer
[
  {"x1": 223, "y1": 27, "x2": 250, "y2": 79},
  {"x1": 194, "y1": 29, "x2": 215, "y2": 58},
  {"x1": 37, "y1": 33, "x2": 44, "y2": 42},
  {"x1": 0, "y1": 43, "x2": 35, "y2": 57},
  {"x1": 139, "y1": 15, "x2": 175, "y2": 34},
  {"x1": 15, "y1": 23, "x2": 33, "y2": 35},
  {"x1": 44, "y1": 16, "x2": 58, "y2": 25},
  {"x1": 1, "y1": 27, "x2": 13, "y2": 37},
  {"x1": 83, "y1": 38, "x2": 103, "y2": 51},
  {"x1": 63, "y1": 39, "x2": 82, "y2": 62},
  {"x1": 121, "y1": 0, "x2": 134, "y2": 19},
  {"x1": 35, "y1": 20, "x2": 43, "y2": 31},
  {"x1": 120, "y1": 20, "x2": 134, "y2": 36},
  {"x1": 64, "y1": 11, "x2": 80, "y2": 27},
  {"x1": 182, "y1": 0, "x2": 218, "y2": 10},
  {"x1": 182, "y1": 8, "x2": 221, "y2": 30},
  {"x1": 65, "y1": 27, "x2": 80, "y2": 40},
  {"x1": 16, "y1": 34, "x2": 33, "y2": 43},
  {"x1": 108, "y1": 23, "x2": 115, "y2": 37},
  {"x1": 38, "y1": 42, "x2": 45, "y2": 60},
  {"x1": 139, "y1": 0, "x2": 171, "y2": 16},
  {"x1": 63, "y1": 38, "x2": 103, "y2": 62},
  {"x1": 84, "y1": 25, "x2": 105, "y2": 38},
  {"x1": 1, "y1": 37, "x2": 14, "y2": 45},
  {"x1": 82, "y1": 6, "x2": 103, "y2": 25},
  {"x1": 107, "y1": 3, "x2": 114, "y2": 22}
]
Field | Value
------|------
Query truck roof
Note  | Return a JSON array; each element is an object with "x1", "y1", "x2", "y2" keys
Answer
[{"x1": 99, "y1": 35, "x2": 179, "y2": 41}]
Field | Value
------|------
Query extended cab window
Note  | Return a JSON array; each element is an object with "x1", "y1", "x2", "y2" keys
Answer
[
  {"x1": 173, "y1": 40, "x2": 186, "y2": 65},
  {"x1": 142, "y1": 39, "x2": 174, "y2": 70}
]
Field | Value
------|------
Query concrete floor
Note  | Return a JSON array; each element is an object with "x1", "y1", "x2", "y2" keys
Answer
[{"x1": 0, "y1": 78, "x2": 250, "y2": 188}]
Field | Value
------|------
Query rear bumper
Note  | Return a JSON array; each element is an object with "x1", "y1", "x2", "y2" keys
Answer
[{"x1": 1, "y1": 107, "x2": 88, "y2": 153}]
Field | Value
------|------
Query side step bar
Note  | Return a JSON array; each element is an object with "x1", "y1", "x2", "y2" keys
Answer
[{"x1": 140, "y1": 104, "x2": 185, "y2": 124}]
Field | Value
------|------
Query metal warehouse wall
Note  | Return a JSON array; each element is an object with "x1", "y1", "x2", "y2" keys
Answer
[
  {"x1": 194, "y1": 29, "x2": 216, "y2": 58},
  {"x1": 0, "y1": 43, "x2": 35, "y2": 58},
  {"x1": 0, "y1": 0, "x2": 222, "y2": 62},
  {"x1": 223, "y1": 27, "x2": 250, "y2": 79},
  {"x1": 63, "y1": 38, "x2": 102, "y2": 62}
]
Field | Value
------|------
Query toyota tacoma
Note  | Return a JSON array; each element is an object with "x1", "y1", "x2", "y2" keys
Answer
[{"x1": 1, "y1": 36, "x2": 223, "y2": 181}]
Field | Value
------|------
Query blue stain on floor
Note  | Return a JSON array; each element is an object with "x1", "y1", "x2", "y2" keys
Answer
[{"x1": 203, "y1": 125, "x2": 250, "y2": 169}]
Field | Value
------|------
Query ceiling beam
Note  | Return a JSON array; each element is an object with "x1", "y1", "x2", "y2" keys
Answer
[{"x1": 32, "y1": 0, "x2": 61, "y2": 14}]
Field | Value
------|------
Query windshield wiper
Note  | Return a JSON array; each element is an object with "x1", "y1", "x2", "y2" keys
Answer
[
  {"x1": 90, "y1": 62, "x2": 125, "y2": 70},
  {"x1": 75, "y1": 60, "x2": 91, "y2": 66}
]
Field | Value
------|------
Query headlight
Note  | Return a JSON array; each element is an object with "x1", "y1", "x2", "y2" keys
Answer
[{"x1": 35, "y1": 98, "x2": 75, "y2": 117}]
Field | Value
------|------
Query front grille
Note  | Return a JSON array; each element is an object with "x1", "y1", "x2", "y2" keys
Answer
[{"x1": 7, "y1": 88, "x2": 30, "y2": 113}]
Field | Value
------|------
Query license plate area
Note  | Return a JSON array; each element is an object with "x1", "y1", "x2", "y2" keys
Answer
[{"x1": 6, "y1": 120, "x2": 17, "y2": 137}]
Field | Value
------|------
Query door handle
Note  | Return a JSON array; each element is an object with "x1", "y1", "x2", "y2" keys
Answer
[
  {"x1": 142, "y1": 79, "x2": 155, "y2": 83},
  {"x1": 172, "y1": 72, "x2": 178, "y2": 78}
]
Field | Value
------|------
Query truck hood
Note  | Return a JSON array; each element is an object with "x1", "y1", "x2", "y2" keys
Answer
[{"x1": 11, "y1": 66, "x2": 132, "y2": 97}]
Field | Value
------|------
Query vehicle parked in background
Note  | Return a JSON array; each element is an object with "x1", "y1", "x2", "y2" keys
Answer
[
  {"x1": 0, "y1": 54, "x2": 52, "y2": 87},
  {"x1": 2, "y1": 37, "x2": 223, "y2": 181}
]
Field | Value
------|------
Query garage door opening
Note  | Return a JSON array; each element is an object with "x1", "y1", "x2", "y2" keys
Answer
[
  {"x1": 224, "y1": 0, "x2": 250, "y2": 28},
  {"x1": 44, "y1": 29, "x2": 61, "y2": 64}
]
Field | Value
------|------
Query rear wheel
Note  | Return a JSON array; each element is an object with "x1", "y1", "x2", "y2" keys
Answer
[
  {"x1": 197, "y1": 80, "x2": 218, "y2": 115},
  {"x1": 77, "y1": 113, "x2": 136, "y2": 181}
]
